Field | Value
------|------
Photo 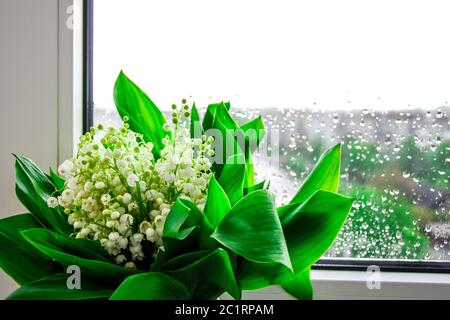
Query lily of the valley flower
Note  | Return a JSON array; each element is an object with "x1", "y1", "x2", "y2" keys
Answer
[{"x1": 50, "y1": 103, "x2": 213, "y2": 266}]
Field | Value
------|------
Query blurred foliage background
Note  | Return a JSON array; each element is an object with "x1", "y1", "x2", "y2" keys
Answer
[{"x1": 285, "y1": 135, "x2": 449, "y2": 259}]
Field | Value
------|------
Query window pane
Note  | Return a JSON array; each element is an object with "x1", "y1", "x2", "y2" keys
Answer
[{"x1": 94, "y1": 0, "x2": 450, "y2": 261}]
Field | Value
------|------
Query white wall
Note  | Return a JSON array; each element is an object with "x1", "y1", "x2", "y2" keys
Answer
[{"x1": 0, "y1": 0, "x2": 60, "y2": 299}]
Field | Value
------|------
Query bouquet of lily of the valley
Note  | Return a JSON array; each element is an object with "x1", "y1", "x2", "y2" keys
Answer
[{"x1": 0, "y1": 71, "x2": 352, "y2": 300}]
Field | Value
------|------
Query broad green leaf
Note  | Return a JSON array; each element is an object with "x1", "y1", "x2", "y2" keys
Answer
[
  {"x1": 198, "y1": 214, "x2": 219, "y2": 251},
  {"x1": 14, "y1": 155, "x2": 54, "y2": 191},
  {"x1": 25, "y1": 228, "x2": 112, "y2": 262},
  {"x1": 205, "y1": 175, "x2": 231, "y2": 227},
  {"x1": 218, "y1": 154, "x2": 246, "y2": 206},
  {"x1": 190, "y1": 102, "x2": 203, "y2": 139},
  {"x1": 163, "y1": 249, "x2": 241, "y2": 300},
  {"x1": 159, "y1": 250, "x2": 209, "y2": 271},
  {"x1": 244, "y1": 180, "x2": 266, "y2": 196},
  {"x1": 209, "y1": 107, "x2": 261, "y2": 187},
  {"x1": 110, "y1": 272, "x2": 189, "y2": 300},
  {"x1": 134, "y1": 181, "x2": 148, "y2": 224},
  {"x1": 163, "y1": 199, "x2": 219, "y2": 251},
  {"x1": 49, "y1": 168, "x2": 65, "y2": 191},
  {"x1": 0, "y1": 214, "x2": 62, "y2": 285},
  {"x1": 177, "y1": 199, "x2": 218, "y2": 250},
  {"x1": 202, "y1": 103, "x2": 216, "y2": 131},
  {"x1": 212, "y1": 190, "x2": 292, "y2": 271},
  {"x1": 276, "y1": 202, "x2": 299, "y2": 218},
  {"x1": 236, "y1": 259, "x2": 290, "y2": 290},
  {"x1": 240, "y1": 117, "x2": 265, "y2": 188},
  {"x1": 153, "y1": 215, "x2": 217, "y2": 271},
  {"x1": 152, "y1": 199, "x2": 203, "y2": 269},
  {"x1": 208, "y1": 104, "x2": 243, "y2": 176},
  {"x1": 290, "y1": 144, "x2": 341, "y2": 204},
  {"x1": 7, "y1": 274, "x2": 113, "y2": 300},
  {"x1": 14, "y1": 155, "x2": 71, "y2": 234},
  {"x1": 163, "y1": 199, "x2": 201, "y2": 241},
  {"x1": 281, "y1": 190, "x2": 353, "y2": 272},
  {"x1": 22, "y1": 229, "x2": 135, "y2": 284},
  {"x1": 202, "y1": 102, "x2": 231, "y2": 131},
  {"x1": 281, "y1": 268, "x2": 313, "y2": 300},
  {"x1": 214, "y1": 102, "x2": 239, "y2": 131},
  {"x1": 215, "y1": 129, "x2": 240, "y2": 178},
  {"x1": 243, "y1": 152, "x2": 255, "y2": 188},
  {"x1": 240, "y1": 116, "x2": 265, "y2": 153},
  {"x1": 239, "y1": 190, "x2": 353, "y2": 290},
  {"x1": 113, "y1": 71, "x2": 169, "y2": 159}
]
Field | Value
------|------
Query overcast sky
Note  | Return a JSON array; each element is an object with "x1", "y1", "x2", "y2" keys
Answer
[{"x1": 94, "y1": 0, "x2": 450, "y2": 111}]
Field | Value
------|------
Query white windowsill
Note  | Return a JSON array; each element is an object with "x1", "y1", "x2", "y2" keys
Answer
[{"x1": 219, "y1": 270, "x2": 450, "y2": 300}]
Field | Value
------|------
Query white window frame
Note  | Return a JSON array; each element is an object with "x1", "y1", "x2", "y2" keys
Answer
[
  {"x1": 58, "y1": 0, "x2": 84, "y2": 163},
  {"x1": 235, "y1": 270, "x2": 450, "y2": 300},
  {"x1": 58, "y1": 0, "x2": 450, "y2": 300}
]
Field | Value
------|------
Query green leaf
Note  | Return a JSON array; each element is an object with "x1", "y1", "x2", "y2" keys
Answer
[
  {"x1": 208, "y1": 104, "x2": 243, "y2": 176},
  {"x1": 14, "y1": 155, "x2": 54, "y2": 191},
  {"x1": 281, "y1": 190, "x2": 353, "y2": 272},
  {"x1": 202, "y1": 102, "x2": 231, "y2": 131},
  {"x1": 163, "y1": 249, "x2": 241, "y2": 300},
  {"x1": 113, "y1": 71, "x2": 169, "y2": 159},
  {"x1": 218, "y1": 154, "x2": 246, "y2": 206},
  {"x1": 214, "y1": 102, "x2": 239, "y2": 131},
  {"x1": 152, "y1": 199, "x2": 204, "y2": 269},
  {"x1": 0, "y1": 214, "x2": 62, "y2": 285},
  {"x1": 237, "y1": 260, "x2": 289, "y2": 290},
  {"x1": 162, "y1": 199, "x2": 218, "y2": 251},
  {"x1": 239, "y1": 117, "x2": 265, "y2": 188},
  {"x1": 134, "y1": 181, "x2": 148, "y2": 223},
  {"x1": 22, "y1": 229, "x2": 135, "y2": 285},
  {"x1": 210, "y1": 107, "x2": 261, "y2": 187},
  {"x1": 281, "y1": 268, "x2": 313, "y2": 300},
  {"x1": 239, "y1": 190, "x2": 352, "y2": 290},
  {"x1": 163, "y1": 199, "x2": 201, "y2": 241},
  {"x1": 205, "y1": 175, "x2": 231, "y2": 227},
  {"x1": 27, "y1": 228, "x2": 111, "y2": 262},
  {"x1": 244, "y1": 154, "x2": 255, "y2": 188},
  {"x1": 14, "y1": 155, "x2": 72, "y2": 234},
  {"x1": 240, "y1": 116, "x2": 265, "y2": 153},
  {"x1": 244, "y1": 180, "x2": 266, "y2": 196},
  {"x1": 110, "y1": 272, "x2": 189, "y2": 300},
  {"x1": 190, "y1": 102, "x2": 203, "y2": 139},
  {"x1": 49, "y1": 168, "x2": 65, "y2": 191},
  {"x1": 212, "y1": 190, "x2": 292, "y2": 271},
  {"x1": 199, "y1": 103, "x2": 261, "y2": 187},
  {"x1": 198, "y1": 214, "x2": 219, "y2": 251},
  {"x1": 7, "y1": 274, "x2": 113, "y2": 300},
  {"x1": 290, "y1": 144, "x2": 341, "y2": 204}
]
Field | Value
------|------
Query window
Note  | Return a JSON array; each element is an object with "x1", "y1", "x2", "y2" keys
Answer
[{"x1": 89, "y1": 0, "x2": 450, "y2": 269}]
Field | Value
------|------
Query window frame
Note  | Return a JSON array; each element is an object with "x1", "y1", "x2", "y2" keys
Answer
[
  {"x1": 83, "y1": 0, "x2": 94, "y2": 134},
  {"x1": 82, "y1": 0, "x2": 450, "y2": 276}
]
